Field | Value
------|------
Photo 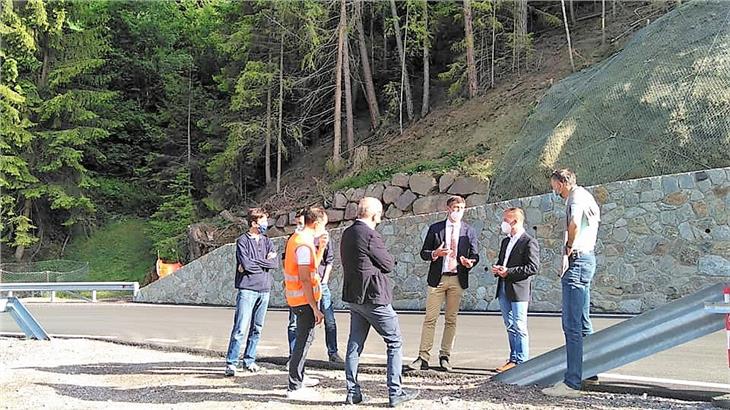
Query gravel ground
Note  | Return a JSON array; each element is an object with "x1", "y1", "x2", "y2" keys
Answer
[{"x1": 0, "y1": 338, "x2": 711, "y2": 410}]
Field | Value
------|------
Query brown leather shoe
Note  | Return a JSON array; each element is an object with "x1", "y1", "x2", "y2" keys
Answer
[{"x1": 495, "y1": 361, "x2": 516, "y2": 373}]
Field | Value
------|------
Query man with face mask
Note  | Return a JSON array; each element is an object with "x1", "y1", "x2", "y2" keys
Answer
[
  {"x1": 491, "y1": 207, "x2": 540, "y2": 373},
  {"x1": 284, "y1": 207, "x2": 329, "y2": 401},
  {"x1": 286, "y1": 210, "x2": 343, "y2": 365},
  {"x1": 341, "y1": 197, "x2": 419, "y2": 407},
  {"x1": 408, "y1": 195, "x2": 480, "y2": 372},
  {"x1": 542, "y1": 169, "x2": 601, "y2": 398},
  {"x1": 224, "y1": 208, "x2": 278, "y2": 376}
]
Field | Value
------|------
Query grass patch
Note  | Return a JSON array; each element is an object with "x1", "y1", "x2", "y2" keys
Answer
[
  {"x1": 332, "y1": 152, "x2": 466, "y2": 191},
  {"x1": 65, "y1": 217, "x2": 154, "y2": 283}
]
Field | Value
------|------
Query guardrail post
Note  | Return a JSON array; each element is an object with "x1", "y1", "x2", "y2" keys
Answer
[
  {"x1": 50, "y1": 291, "x2": 56, "y2": 303},
  {"x1": 92, "y1": 290, "x2": 97, "y2": 302}
]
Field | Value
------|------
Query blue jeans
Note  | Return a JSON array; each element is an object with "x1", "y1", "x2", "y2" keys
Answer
[
  {"x1": 561, "y1": 253, "x2": 596, "y2": 389},
  {"x1": 497, "y1": 281, "x2": 529, "y2": 364},
  {"x1": 287, "y1": 284, "x2": 339, "y2": 357},
  {"x1": 345, "y1": 303, "x2": 403, "y2": 400},
  {"x1": 225, "y1": 289, "x2": 270, "y2": 368}
]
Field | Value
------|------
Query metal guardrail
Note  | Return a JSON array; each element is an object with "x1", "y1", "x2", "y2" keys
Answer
[
  {"x1": 0, "y1": 297, "x2": 51, "y2": 340},
  {"x1": 493, "y1": 282, "x2": 728, "y2": 387},
  {"x1": 0, "y1": 282, "x2": 140, "y2": 302}
]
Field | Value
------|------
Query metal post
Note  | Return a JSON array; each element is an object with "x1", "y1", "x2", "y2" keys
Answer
[
  {"x1": 92, "y1": 290, "x2": 97, "y2": 303},
  {"x1": 50, "y1": 291, "x2": 56, "y2": 303},
  {"x1": 725, "y1": 287, "x2": 730, "y2": 368}
]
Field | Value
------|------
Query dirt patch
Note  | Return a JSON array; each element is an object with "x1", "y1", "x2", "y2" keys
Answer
[{"x1": 0, "y1": 338, "x2": 712, "y2": 410}]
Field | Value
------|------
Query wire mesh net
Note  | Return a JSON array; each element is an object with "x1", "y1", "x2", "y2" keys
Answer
[
  {"x1": 491, "y1": 0, "x2": 730, "y2": 200},
  {"x1": 0, "y1": 260, "x2": 90, "y2": 283}
]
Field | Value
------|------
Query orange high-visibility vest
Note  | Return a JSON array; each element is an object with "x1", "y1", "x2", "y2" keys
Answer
[{"x1": 283, "y1": 232, "x2": 322, "y2": 307}]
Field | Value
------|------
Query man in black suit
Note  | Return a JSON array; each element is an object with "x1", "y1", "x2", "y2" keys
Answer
[
  {"x1": 490, "y1": 207, "x2": 540, "y2": 373},
  {"x1": 408, "y1": 195, "x2": 479, "y2": 372},
  {"x1": 341, "y1": 197, "x2": 419, "y2": 408}
]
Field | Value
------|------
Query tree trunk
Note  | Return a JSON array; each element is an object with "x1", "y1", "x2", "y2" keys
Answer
[
  {"x1": 421, "y1": 0, "x2": 430, "y2": 117},
  {"x1": 561, "y1": 0, "x2": 576, "y2": 72},
  {"x1": 491, "y1": 3, "x2": 496, "y2": 88},
  {"x1": 514, "y1": 0, "x2": 528, "y2": 76},
  {"x1": 569, "y1": 0, "x2": 575, "y2": 24},
  {"x1": 463, "y1": 0, "x2": 478, "y2": 98},
  {"x1": 333, "y1": 0, "x2": 345, "y2": 167},
  {"x1": 13, "y1": 199, "x2": 32, "y2": 261},
  {"x1": 601, "y1": 0, "x2": 606, "y2": 46},
  {"x1": 389, "y1": 0, "x2": 414, "y2": 121},
  {"x1": 356, "y1": 1, "x2": 380, "y2": 128},
  {"x1": 265, "y1": 53, "x2": 272, "y2": 185},
  {"x1": 277, "y1": 33, "x2": 284, "y2": 192},
  {"x1": 186, "y1": 58, "x2": 193, "y2": 194},
  {"x1": 343, "y1": 34, "x2": 355, "y2": 157}
]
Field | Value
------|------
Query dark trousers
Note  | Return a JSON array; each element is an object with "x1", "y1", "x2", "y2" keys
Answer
[{"x1": 288, "y1": 304, "x2": 316, "y2": 391}]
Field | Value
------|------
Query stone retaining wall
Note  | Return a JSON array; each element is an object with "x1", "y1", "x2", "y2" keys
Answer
[{"x1": 136, "y1": 167, "x2": 730, "y2": 314}]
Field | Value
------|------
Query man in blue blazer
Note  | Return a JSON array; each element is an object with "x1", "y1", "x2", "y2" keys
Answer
[{"x1": 408, "y1": 195, "x2": 480, "y2": 372}]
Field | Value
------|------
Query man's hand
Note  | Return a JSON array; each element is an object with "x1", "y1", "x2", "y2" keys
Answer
[
  {"x1": 491, "y1": 265, "x2": 508, "y2": 278},
  {"x1": 313, "y1": 307, "x2": 324, "y2": 326},
  {"x1": 559, "y1": 255, "x2": 569, "y2": 277},
  {"x1": 266, "y1": 252, "x2": 277, "y2": 259},
  {"x1": 318, "y1": 232, "x2": 330, "y2": 248},
  {"x1": 433, "y1": 242, "x2": 451, "y2": 258},
  {"x1": 459, "y1": 256, "x2": 476, "y2": 269}
]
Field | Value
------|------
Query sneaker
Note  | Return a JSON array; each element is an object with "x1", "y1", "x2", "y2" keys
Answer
[
  {"x1": 224, "y1": 364, "x2": 236, "y2": 377},
  {"x1": 244, "y1": 363, "x2": 261, "y2": 373},
  {"x1": 389, "y1": 389, "x2": 420, "y2": 407},
  {"x1": 439, "y1": 356, "x2": 452, "y2": 372},
  {"x1": 329, "y1": 353, "x2": 344, "y2": 363},
  {"x1": 287, "y1": 387, "x2": 320, "y2": 401},
  {"x1": 541, "y1": 382, "x2": 583, "y2": 398},
  {"x1": 344, "y1": 393, "x2": 368, "y2": 404},
  {"x1": 583, "y1": 375, "x2": 600, "y2": 386},
  {"x1": 495, "y1": 361, "x2": 516, "y2": 373},
  {"x1": 303, "y1": 376, "x2": 320, "y2": 388},
  {"x1": 406, "y1": 357, "x2": 428, "y2": 371}
]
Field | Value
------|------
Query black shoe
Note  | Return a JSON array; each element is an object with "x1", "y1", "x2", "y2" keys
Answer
[
  {"x1": 439, "y1": 356, "x2": 452, "y2": 372},
  {"x1": 406, "y1": 357, "x2": 428, "y2": 371},
  {"x1": 344, "y1": 393, "x2": 368, "y2": 404},
  {"x1": 329, "y1": 353, "x2": 344, "y2": 363},
  {"x1": 584, "y1": 375, "x2": 600, "y2": 385},
  {"x1": 389, "y1": 389, "x2": 420, "y2": 407}
]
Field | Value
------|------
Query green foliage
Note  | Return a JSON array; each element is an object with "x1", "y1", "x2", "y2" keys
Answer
[
  {"x1": 146, "y1": 171, "x2": 195, "y2": 261},
  {"x1": 331, "y1": 152, "x2": 466, "y2": 191},
  {"x1": 90, "y1": 177, "x2": 161, "y2": 217},
  {"x1": 65, "y1": 218, "x2": 154, "y2": 283}
]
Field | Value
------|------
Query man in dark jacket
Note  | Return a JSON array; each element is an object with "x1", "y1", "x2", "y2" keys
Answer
[
  {"x1": 408, "y1": 195, "x2": 479, "y2": 372},
  {"x1": 491, "y1": 207, "x2": 539, "y2": 373},
  {"x1": 340, "y1": 197, "x2": 419, "y2": 408},
  {"x1": 223, "y1": 208, "x2": 278, "y2": 376}
]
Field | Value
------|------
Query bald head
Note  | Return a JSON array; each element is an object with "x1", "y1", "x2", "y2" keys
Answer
[{"x1": 357, "y1": 197, "x2": 383, "y2": 219}]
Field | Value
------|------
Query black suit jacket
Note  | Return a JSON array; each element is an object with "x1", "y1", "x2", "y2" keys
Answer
[
  {"x1": 419, "y1": 220, "x2": 480, "y2": 290},
  {"x1": 341, "y1": 220, "x2": 396, "y2": 305},
  {"x1": 494, "y1": 232, "x2": 540, "y2": 302}
]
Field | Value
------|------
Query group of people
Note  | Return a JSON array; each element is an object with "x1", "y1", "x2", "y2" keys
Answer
[{"x1": 222, "y1": 168, "x2": 601, "y2": 405}]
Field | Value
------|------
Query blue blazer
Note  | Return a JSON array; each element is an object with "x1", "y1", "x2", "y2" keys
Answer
[{"x1": 419, "y1": 220, "x2": 480, "y2": 289}]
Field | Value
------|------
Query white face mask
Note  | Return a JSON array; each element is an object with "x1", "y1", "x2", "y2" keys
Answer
[
  {"x1": 449, "y1": 209, "x2": 464, "y2": 223},
  {"x1": 501, "y1": 221, "x2": 512, "y2": 235}
]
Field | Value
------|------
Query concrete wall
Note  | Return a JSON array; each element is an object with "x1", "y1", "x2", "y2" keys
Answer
[{"x1": 136, "y1": 167, "x2": 730, "y2": 314}]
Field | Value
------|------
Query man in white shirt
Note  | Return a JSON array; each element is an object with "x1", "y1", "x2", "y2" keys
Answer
[
  {"x1": 408, "y1": 195, "x2": 479, "y2": 372},
  {"x1": 491, "y1": 208, "x2": 540, "y2": 373}
]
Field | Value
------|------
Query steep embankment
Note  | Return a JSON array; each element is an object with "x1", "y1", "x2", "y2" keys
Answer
[{"x1": 491, "y1": 0, "x2": 730, "y2": 199}]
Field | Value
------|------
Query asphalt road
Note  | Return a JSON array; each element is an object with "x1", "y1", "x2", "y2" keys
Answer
[{"x1": 2, "y1": 302, "x2": 728, "y2": 394}]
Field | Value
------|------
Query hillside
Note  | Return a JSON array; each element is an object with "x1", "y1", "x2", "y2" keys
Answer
[
  {"x1": 253, "y1": 1, "x2": 689, "y2": 214},
  {"x1": 491, "y1": 0, "x2": 730, "y2": 199}
]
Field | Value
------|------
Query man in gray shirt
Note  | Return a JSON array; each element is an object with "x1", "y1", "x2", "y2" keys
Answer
[{"x1": 542, "y1": 169, "x2": 601, "y2": 398}]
